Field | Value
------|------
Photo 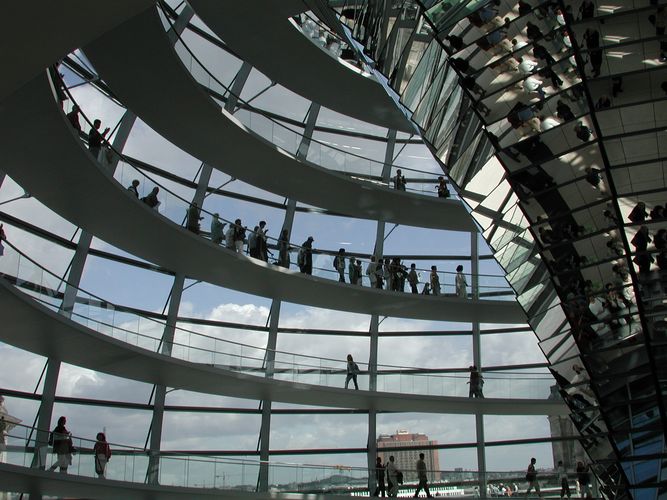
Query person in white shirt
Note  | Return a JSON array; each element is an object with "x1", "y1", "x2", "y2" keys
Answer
[
  {"x1": 517, "y1": 57, "x2": 538, "y2": 75},
  {"x1": 523, "y1": 76, "x2": 546, "y2": 98},
  {"x1": 455, "y1": 265, "x2": 468, "y2": 298},
  {"x1": 386, "y1": 455, "x2": 400, "y2": 497},
  {"x1": 540, "y1": 116, "x2": 560, "y2": 131}
]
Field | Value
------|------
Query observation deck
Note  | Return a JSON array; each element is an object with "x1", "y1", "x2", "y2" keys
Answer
[
  {"x1": 82, "y1": 7, "x2": 475, "y2": 232},
  {"x1": 0, "y1": 72, "x2": 524, "y2": 324}
]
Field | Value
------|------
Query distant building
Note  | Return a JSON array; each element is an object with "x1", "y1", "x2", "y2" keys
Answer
[{"x1": 377, "y1": 430, "x2": 440, "y2": 482}]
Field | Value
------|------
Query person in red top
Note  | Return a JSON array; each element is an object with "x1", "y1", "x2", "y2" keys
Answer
[{"x1": 94, "y1": 432, "x2": 111, "y2": 478}]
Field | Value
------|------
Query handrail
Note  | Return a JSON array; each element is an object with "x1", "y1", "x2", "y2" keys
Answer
[
  {"x1": 3, "y1": 421, "x2": 566, "y2": 479},
  {"x1": 0, "y1": 240, "x2": 550, "y2": 398},
  {"x1": 58, "y1": 74, "x2": 512, "y2": 291},
  {"x1": 158, "y1": 3, "x2": 450, "y2": 189}
]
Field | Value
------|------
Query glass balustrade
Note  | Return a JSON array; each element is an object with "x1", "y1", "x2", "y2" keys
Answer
[
  {"x1": 1, "y1": 422, "x2": 594, "y2": 496},
  {"x1": 0, "y1": 242, "x2": 547, "y2": 399},
  {"x1": 159, "y1": 8, "x2": 452, "y2": 197}
]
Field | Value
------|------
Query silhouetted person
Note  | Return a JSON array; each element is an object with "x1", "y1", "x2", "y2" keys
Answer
[
  {"x1": 66, "y1": 105, "x2": 81, "y2": 132},
  {"x1": 408, "y1": 264, "x2": 419, "y2": 294},
  {"x1": 576, "y1": 462, "x2": 592, "y2": 498},
  {"x1": 298, "y1": 236, "x2": 314, "y2": 274},
  {"x1": 468, "y1": 365, "x2": 484, "y2": 397},
  {"x1": 127, "y1": 179, "x2": 140, "y2": 197},
  {"x1": 628, "y1": 202, "x2": 647, "y2": 223},
  {"x1": 556, "y1": 100, "x2": 575, "y2": 121},
  {"x1": 345, "y1": 354, "x2": 360, "y2": 389},
  {"x1": 579, "y1": 0, "x2": 594, "y2": 19},
  {"x1": 186, "y1": 202, "x2": 203, "y2": 234},
  {"x1": 414, "y1": 453, "x2": 432, "y2": 498},
  {"x1": 374, "y1": 456, "x2": 386, "y2": 497},
  {"x1": 141, "y1": 187, "x2": 160, "y2": 209},
  {"x1": 94, "y1": 432, "x2": 111, "y2": 479},
  {"x1": 393, "y1": 169, "x2": 407, "y2": 191},
  {"x1": 48, "y1": 416, "x2": 73, "y2": 474},
  {"x1": 574, "y1": 122, "x2": 592, "y2": 142},
  {"x1": 210, "y1": 213, "x2": 226, "y2": 245},
  {"x1": 557, "y1": 460, "x2": 571, "y2": 499},
  {"x1": 88, "y1": 119, "x2": 110, "y2": 161},
  {"x1": 525, "y1": 457, "x2": 543, "y2": 497},
  {"x1": 335, "y1": 248, "x2": 346, "y2": 282},
  {"x1": 437, "y1": 176, "x2": 450, "y2": 198},
  {"x1": 278, "y1": 229, "x2": 290, "y2": 268}
]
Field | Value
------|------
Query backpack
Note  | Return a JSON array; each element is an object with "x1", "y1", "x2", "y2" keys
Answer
[
  {"x1": 333, "y1": 256, "x2": 339, "y2": 269},
  {"x1": 297, "y1": 248, "x2": 305, "y2": 267}
]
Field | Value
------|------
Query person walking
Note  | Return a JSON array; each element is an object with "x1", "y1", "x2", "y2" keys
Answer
[
  {"x1": 94, "y1": 432, "x2": 111, "y2": 479},
  {"x1": 48, "y1": 416, "x2": 73, "y2": 474},
  {"x1": 576, "y1": 462, "x2": 592, "y2": 498},
  {"x1": 374, "y1": 456, "x2": 386, "y2": 497},
  {"x1": 298, "y1": 236, "x2": 314, "y2": 274},
  {"x1": 186, "y1": 202, "x2": 203, "y2": 234},
  {"x1": 525, "y1": 457, "x2": 543, "y2": 497},
  {"x1": 468, "y1": 365, "x2": 484, "y2": 398},
  {"x1": 335, "y1": 248, "x2": 346, "y2": 283},
  {"x1": 557, "y1": 460, "x2": 571, "y2": 498},
  {"x1": 278, "y1": 229, "x2": 290, "y2": 268},
  {"x1": 414, "y1": 453, "x2": 433, "y2": 498},
  {"x1": 88, "y1": 119, "x2": 110, "y2": 161},
  {"x1": 430, "y1": 266, "x2": 441, "y2": 296},
  {"x1": 233, "y1": 219, "x2": 246, "y2": 254},
  {"x1": 455, "y1": 265, "x2": 468, "y2": 298},
  {"x1": 210, "y1": 213, "x2": 225, "y2": 245},
  {"x1": 345, "y1": 354, "x2": 360, "y2": 390},
  {"x1": 386, "y1": 455, "x2": 400, "y2": 497}
]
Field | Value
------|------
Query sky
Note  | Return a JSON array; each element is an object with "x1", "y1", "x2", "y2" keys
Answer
[{"x1": 0, "y1": 7, "x2": 570, "y2": 489}]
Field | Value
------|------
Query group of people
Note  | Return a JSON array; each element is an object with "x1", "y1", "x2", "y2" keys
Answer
[
  {"x1": 122, "y1": 193, "x2": 474, "y2": 297},
  {"x1": 628, "y1": 201, "x2": 667, "y2": 273},
  {"x1": 47, "y1": 416, "x2": 111, "y2": 479},
  {"x1": 527, "y1": 457, "x2": 594, "y2": 498},
  {"x1": 392, "y1": 170, "x2": 451, "y2": 199},
  {"x1": 373, "y1": 453, "x2": 431, "y2": 498},
  {"x1": 344, "y1": 359, "x2": 485, "y2": 397}
]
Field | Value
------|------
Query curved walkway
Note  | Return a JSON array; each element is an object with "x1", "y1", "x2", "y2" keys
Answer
[
  {"x1": 0, "y1": 278, "x2": 566, "y2": 416},
  {"x1": 0, "y1": 462, "x2": 332, "y2": 500},
  {"x1": 0, "y1": 1, "x2": 154, "y2": 100},
  {"x1": 82, "y1": 7, "x2": 475, "y2": 232},
  {"x1": 188, "y1": 0, "x2": 414, "y2": 133},
  {"x1": 0, "y1": 73, "x2": 522, "y2": 323}
]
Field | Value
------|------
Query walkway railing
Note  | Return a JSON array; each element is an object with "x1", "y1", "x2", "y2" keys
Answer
[
  {"x1": 58, "y1": 80, "x2": 514, "y2": 298},
  {"x1": 0, "y1": 422, "x2": 583, "y2": 495},
  {"x1": 0, "y1": 241, "x2": 551, "y2": 399},
  {"x1": 159, "y1": 6, "x2": 451, "y2": 197}
]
